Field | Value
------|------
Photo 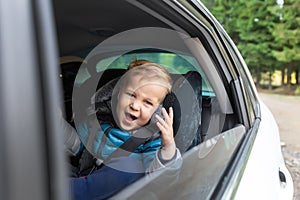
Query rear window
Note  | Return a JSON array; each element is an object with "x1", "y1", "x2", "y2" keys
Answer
[{"x1": 86, "y1": 51, "x2": 215, "y2": 97}]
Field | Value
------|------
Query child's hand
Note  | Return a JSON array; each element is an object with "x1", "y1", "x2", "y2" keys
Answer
[{"x1": 155, "y1": 107, "x2": 176, "y2": 160}]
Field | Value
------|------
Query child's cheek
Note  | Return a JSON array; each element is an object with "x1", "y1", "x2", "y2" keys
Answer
[{"x1": 140, "y1": 109, "x2": 152, "y2": 123}]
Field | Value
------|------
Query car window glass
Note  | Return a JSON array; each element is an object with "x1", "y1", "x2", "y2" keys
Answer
[
  {"x1": 113, "y1": 124, "x2": 246, "y2": 199},
  {"x1": 76, "y1": 51, "x2": 215, "y2": 97}
]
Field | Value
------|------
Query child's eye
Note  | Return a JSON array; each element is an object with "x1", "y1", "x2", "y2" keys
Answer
[
  {"x1": 145, "y1": 100, "x2": 153, "y2": 106},
  {"x1": 126, "y1": 92, "x2": 135, "y2": 97}
]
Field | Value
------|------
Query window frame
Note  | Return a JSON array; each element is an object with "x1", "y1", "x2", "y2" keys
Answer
[{"x1": 0, "y1": 0, "x2": 67, "y2": 199}]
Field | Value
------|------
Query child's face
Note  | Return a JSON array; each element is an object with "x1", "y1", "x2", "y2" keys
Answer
[{"x1": 116, "y1": 77, "x2": 167, "y2": 131}]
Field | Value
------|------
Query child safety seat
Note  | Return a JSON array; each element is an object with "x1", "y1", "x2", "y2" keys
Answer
[
  {"x1": 166, "y1": 71, "x2": 202, "y2": 153},
  {"x1": 73, "y1": 68, "x2": 203, "y2": 154}
]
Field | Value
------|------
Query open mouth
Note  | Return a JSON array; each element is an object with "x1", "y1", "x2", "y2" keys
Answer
[{"x1": 125, "y1": 112, "x2": 137, "y2": 121}]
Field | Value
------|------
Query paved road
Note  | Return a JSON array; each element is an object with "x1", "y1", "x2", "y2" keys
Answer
[
  {"x1": 259, "y1": 92, "x2": 300, "y2": 200},
  {"x1": 259, "y1": 92, "x2": 300, "y2": 145}
]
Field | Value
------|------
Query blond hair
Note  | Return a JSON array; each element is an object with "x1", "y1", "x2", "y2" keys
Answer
[
  {"x1": 121, "y1": 62, "x2": 172, "y2": 95},
  {"x1": 127, "y1": 59, "x2": 152, "y2": 70}
]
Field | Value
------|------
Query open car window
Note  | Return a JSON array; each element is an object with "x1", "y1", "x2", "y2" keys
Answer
[
  {"x1": 59, "y1": 30, "x2": 243, "y2": 199},
  {"x1": 55, "y1": 1, "x2": 248, "y2": 199}
]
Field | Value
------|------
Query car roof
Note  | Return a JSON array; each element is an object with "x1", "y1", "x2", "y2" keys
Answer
[{"x1": 53, "y1": 0, "x2": 173, "y2": 56}]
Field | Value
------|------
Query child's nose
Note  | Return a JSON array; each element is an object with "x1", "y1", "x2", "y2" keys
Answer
[{"x1": 130, "y1": 101, "x2": 140, "y2": 111}]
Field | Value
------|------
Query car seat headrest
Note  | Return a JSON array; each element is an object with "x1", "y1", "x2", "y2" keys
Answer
[{"x1": 165, "y1": 71, "x2": 202, "y2": 153}]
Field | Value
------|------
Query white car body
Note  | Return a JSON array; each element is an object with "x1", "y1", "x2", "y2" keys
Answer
[{"x1": 235, "y1": 100, "x2": 294, "y2": 199}]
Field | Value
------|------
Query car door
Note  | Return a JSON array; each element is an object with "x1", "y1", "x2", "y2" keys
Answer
[{"x1": 0, "y1": 0, "x2": 67, "y2": 199}]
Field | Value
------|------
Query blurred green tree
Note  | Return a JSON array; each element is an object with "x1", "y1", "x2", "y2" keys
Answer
[
  {"x1": 202, "y1": 0, "x2": 300, "y2": 87},
  {"x1": 270, "y1": 0, "x2": 300, "y2": 85}
]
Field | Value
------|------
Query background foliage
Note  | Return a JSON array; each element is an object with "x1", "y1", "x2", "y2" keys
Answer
[{"x1": 202, "y1": 0, "x2": 300, "y2": 91}]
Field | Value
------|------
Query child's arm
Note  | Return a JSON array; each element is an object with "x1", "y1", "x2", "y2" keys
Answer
[
  {"x1": 145, "y1": 107, "x2": 182, "y2": 173},
  {"x1": 58, "y1": 109, "x2": 81, "y2": 156}
]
